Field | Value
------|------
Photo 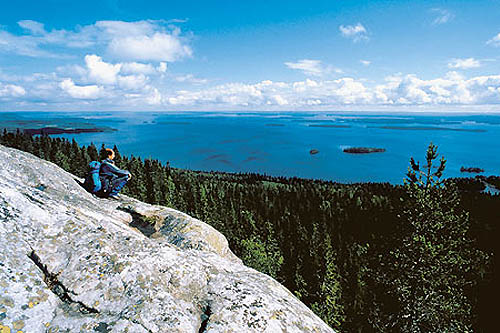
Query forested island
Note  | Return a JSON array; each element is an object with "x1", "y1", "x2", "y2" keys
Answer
[
  {"x1": 23, "y1": 127, "x2": 116, "y2": 135},
  {"x1": 0, "y1": 129, "x2": 495, "y2": 332},
  {"x1": 461, "y1": 166, "x2": 484, "y2": 173},
  {"x1": 343, "y1": 147, "x2": 386, "y2": 154},
  {"x1": 308, "y1": 124, "x2": 350, "y2": 128}
]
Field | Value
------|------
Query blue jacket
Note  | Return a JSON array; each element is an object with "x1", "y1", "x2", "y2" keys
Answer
[{"x1": 99, "y1": 159, "x2": 130, "y2": 180}]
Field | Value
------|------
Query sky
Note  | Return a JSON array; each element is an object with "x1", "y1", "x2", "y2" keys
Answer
[{"x1": 1, "y1": 0, "x2": 500, "y2": 112}]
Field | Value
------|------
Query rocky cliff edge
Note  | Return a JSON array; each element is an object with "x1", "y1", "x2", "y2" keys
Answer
[{"x1": 0, "y1": 145, "x2": 334, "y2": 333}]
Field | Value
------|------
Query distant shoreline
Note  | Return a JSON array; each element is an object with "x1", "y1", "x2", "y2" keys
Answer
[{"x1": 22, "y1": 127, "x2": 116, "y2": 135}]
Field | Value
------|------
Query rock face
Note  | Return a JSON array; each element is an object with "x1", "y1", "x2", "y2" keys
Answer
[{"x1": 0, "y1": 145, "x2": 334, "y2": 333}]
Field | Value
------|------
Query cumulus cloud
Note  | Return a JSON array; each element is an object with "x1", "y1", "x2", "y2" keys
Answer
[
  {"x1": 339, "y1": 23, "x2": 368, "y2": 42},
  {"x1": 285, "y1": 59, "x2": 342, "y2": 77},
  {"x1": 59, "y1": 79, "x2": 102, "y2": 99},
  {"x1": 5, "y1": 56, "x2": 500, "y2": 110},
  {"x1": 360, "y1": 60, "x2": 371, "y2": 66},
  {"x1": 0, "y1": 20, "x2": 192, "y2": 62},
  {"x1": 0, "y1": 83, "x2": 26, "y2": 98},
  {"x1": 85, "y1": 54, "x2": 122, "y2": 84},
  {"x1": 55, "y1": 54, "x2": 164, "y2": 104},
  {"x1": 108, "y1": 32, "x2": 192, "y2": 62},
  {"x1": 167, "y1": 78, "x2": 373, "y2": 107},
  {"x1": 118, "y1": 74, "x2": 149, "y2": 90},
  {"x1": 431, "y1": 8, "x2": 454, "y2": 25},
  {"x1": 163, "y1": 73, "x2": 500, "y2": 109},
  {"x1": 487, "y1": 33, "x2": 500, "y2": 47},
  {"x1": 447, "y1": 58, "x2": 481, "y2": 69},
  {"x1": 121, "y1": 62, "x2": 156, "y2": 75}
]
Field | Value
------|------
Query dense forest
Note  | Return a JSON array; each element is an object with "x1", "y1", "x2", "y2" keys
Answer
[{"x1": 1, "y1": 129, "x2": 496, "y2": 332}]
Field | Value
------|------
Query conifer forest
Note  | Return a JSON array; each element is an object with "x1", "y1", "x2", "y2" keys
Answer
[{"x1": 1, "y1": 130, "x2": 495, "y2": 332}]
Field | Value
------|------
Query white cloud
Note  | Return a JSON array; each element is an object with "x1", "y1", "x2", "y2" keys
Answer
[
  {"x1": 118, "y1": 74, "x2": 148, "y2": 90},
  {"x1": 272, "y1": 95, "x2": 288, "y2": 106},
  {"x1": 146, "y1": 88, "x2": 162, "y2": 105},
  {"x1": 94, "y1": 20, "x2": 157, "y2": 37},
  {"x1": 0, "y1": 30, "x2": 59, "y2": 58},
  {"x1": 487, "y1": 33, "x2": 500, "y2": 47},
  {"x1": 0, "y1": 20, "x2": 192, "y2": 62},
  {"x1": 121, "y1": 62, "x2": 156, "y2": 75},
  {"x1": 360, "y1": 60, "x2": 371, "y2": 66},
  {"x1": 431, "y1": 8, "x2": 454, "y2": 25},
  {"x1": 163, "y1": 73, "x2": 500, "y2": 109},
  {"x1": 157, "y1": 62, "x2": 168, "y2": 73},
  {"x1": 166, "y1": 78, "x2": 374, "y2": 108},
  {"x1": 85, "y1": 54, "x2": 122, "y2": 85},
  {"x1": 0, "y1": 83, "x2": 26, "y2": 98},
  {"x1": 107, "y1": 32, "x2": 192, "y2": 62},
  {"x1": 59, "y1": 79, "x2": 102, "y2": 99},
  {"x1": 447, "y1": 58, "x2": 481, "y2": 69},
  {"x1": 285, "y1": 59, "x2": 323, "y2": 76},
  {"x1": 285, "y1": 59, "x2": 342, "y2": 77},
  {"x1": 339, "y1": 23, "x2": 368, "y2": 42},
  {"x1": 56, "y1": 64, "x2": 88, "y2": 78},
  {"x1": 5, "y1": 55, "x2": 500, "y2": 110},
  {"x1": 18, "y1": 20, "x2": 46, "y2": 35},
  {"x1": 293, "y1": 79, "x2": 318, "y2": 92},
  {"x1": 175, "y1": 74, "x2": 208, "y2": 84},
  {"x1": 445, "y1": 71, "x2": 464, "y2": 81}
]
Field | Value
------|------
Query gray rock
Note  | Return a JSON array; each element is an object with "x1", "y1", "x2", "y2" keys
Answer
[{"x1": 0, "y1": 144, "x2": 335, "y2": 332}]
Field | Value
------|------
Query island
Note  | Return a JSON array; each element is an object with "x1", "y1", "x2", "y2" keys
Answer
[
  {"x1": 460, "y1": 166, "x2": 484, "y2": 174},
  {"x1": 308, "y1": 124, "x2": 350, "y2": 128},
  {"x1": 343, "y1": 147, "x2": 386, "y2": 154},
  {"x1": 23, "y1": 127, "x2": 116, "y2": 135},
  {"x1": 309, "y1": 149, "x2": 319, "y2": 155}
]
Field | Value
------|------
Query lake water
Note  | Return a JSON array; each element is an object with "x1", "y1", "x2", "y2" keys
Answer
[{"x1": 1, "y1": 111, "x2": 499, "y2": 184}]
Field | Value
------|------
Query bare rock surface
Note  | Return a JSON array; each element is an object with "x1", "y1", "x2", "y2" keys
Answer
[{"x1": 0, "y1": 145, "x2": 334, "y2": 332}]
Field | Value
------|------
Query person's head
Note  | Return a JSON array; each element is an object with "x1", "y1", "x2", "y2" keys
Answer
[{"x1": 105, "y1": 148, "x2": 115, "y2": 160}]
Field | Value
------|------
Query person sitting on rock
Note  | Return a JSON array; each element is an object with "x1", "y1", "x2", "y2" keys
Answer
[{"x1": 99, "y1": 148, "x2": 131, "y2": 199}]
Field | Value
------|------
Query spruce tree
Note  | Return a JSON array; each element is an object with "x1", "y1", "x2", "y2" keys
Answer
[{"x1": 87, "y1": 143, "x2": 99, "y2": 161}]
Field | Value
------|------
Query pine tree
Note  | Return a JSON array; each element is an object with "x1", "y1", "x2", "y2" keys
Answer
[{"x1": 374, "y1": 143, "x2": 489, "y2": 332}]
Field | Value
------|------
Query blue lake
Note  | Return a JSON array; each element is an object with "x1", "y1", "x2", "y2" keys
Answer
[{"x1": 1, "y1": 111, "x2": 499, "y2": 184}]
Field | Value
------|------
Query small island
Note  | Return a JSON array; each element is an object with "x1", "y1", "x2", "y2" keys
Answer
[
  {"x1": 343, "y1": 147, "x2": 386, "y2": 154},
  {"x1": 308, "y1": 124, "x2": 350, "y2": 128},
  {"x1": 460, "y1": 166, "x2": 484, "y2": 174},
  {"x1": 23, "y1": 127, "x2": 116, "y2": 135},
  {"x1": 309, "y1": 149, "x2": 319, "y2": 155}
]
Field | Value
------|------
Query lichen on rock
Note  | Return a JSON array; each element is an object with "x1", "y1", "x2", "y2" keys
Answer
[{"x1": 0, "y1": 144, "x2": 334, "y2": 332}]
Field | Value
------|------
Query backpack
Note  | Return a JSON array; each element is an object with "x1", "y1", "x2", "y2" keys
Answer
[{"x1": 83, "y1": 161, "x2": 102, "y2": 193}]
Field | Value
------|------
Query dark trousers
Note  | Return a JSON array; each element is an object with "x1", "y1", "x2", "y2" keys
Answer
[{"x1": 109, "y1": 176, "x2": 129, "y2": 196}]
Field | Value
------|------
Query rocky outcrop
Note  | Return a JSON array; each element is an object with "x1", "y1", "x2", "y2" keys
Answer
[{"x1": 0, "y1": 145, "x2": 334, "y2": 332}]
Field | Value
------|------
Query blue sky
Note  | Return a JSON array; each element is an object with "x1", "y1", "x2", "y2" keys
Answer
[{"x1": 1, "y1": 0, "x2": 500, "y2": 111}]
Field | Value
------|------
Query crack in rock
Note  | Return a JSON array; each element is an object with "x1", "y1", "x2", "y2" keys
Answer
[
  {"x1": 198, "y1": 302, "x2": 212, "y2": 333},
  {"x1": 27, "y1": 250, "x2": 99, "y2": 315}
]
